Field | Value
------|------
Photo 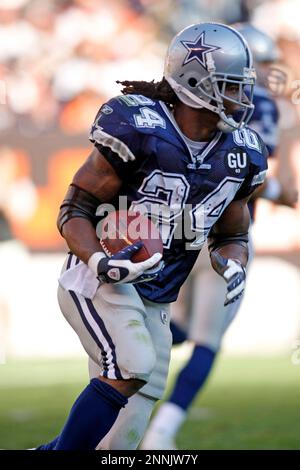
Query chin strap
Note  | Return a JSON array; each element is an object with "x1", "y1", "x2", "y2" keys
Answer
[{"x1": 217, "y1": 116, "x2": 240, "y2": 133}]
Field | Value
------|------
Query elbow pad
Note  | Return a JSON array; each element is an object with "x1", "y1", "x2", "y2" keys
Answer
[
  {"x1": 208, "y1": 232, "x2": 249, "y2": 253},
  {"x1": 57, "y1": 184, "x2": 101, "y2": 234}
]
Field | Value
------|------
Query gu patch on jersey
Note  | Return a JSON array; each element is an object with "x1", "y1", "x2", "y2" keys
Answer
[{"x1": 225, "y1": 147, "x2": 249, "y2": 177}]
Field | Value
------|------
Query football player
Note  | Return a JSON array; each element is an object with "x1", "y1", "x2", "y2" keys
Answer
[
  {"x1": 37, "y1": 23, "x2": 268, "y2": 450},
  {"x1": 140, "y1": 24, "x2": 298, "y2": 450}
]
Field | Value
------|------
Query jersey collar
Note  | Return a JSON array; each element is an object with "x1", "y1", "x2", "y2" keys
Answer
[{"x1": 159, "y1": 101, "x2": 223, "y2": 168}]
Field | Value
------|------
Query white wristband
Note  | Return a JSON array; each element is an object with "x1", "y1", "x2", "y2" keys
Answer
[
  {"x1": 261, "y1": 177, "x2": 282, "y2": 201},
  {"x1": 88, "y1": 252, "x2": 106, "y2": 275}
]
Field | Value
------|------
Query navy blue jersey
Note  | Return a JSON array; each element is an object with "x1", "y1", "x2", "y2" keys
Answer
[
  {"x1": 249, "y1": 86, "x2": 279, "y2": 156},
  {"x1": 89, "y1": 94, "x2": 268, "y2": 303},
  {"x1": 247, "y1": 86, "x2": 279, "y2": 218}
]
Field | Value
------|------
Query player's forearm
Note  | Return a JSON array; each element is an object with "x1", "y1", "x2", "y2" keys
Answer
[
  {"x1": 208, "y1": 197, "x2": 250, "y2": 276},
  {"x1": 62, "y1": 217, "x2": 103, "y2": 264},
  {"x1": 210, "y1": 242, "x2": 248, "y2": 277}
]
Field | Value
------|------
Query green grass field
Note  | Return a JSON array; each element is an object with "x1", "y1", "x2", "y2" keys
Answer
[{"x1": 0, "y1": 352, "x2": 300, "y2": 450}]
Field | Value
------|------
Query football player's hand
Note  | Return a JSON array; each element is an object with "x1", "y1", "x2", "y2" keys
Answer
[
  {"x1": 89, "y1": 241, "x2": 163, "y2": 285},
  {"x1": 132, "y1": 259, "x2": 165, "y2": 284},
  {"x1": 222, "y1": 258, "x2": 246, "y2": 306},
  {"x1": 211, "y1": 252, "x2": 246, "y2": 306}
]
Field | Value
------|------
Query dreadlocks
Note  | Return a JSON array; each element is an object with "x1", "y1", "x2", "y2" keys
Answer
[{"x1": 116, "y1": 78, "x2": 178, "y2": 106}]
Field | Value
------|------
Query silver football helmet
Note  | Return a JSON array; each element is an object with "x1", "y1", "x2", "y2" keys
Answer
[
  {"x1": 164, "y1": 22, "x2": 256, "y2": 132},
  {"x1": 233, "y1": 23, "x2": 287, "y2": 96},
  {"x1": 233, "y1": 23, "x2": 280, "y2": 63}
]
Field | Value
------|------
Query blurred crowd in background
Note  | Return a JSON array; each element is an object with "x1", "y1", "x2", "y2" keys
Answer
[
  {"x1": 0, "y1": 0, "x2": 257, "y2": 137},
  {"x1": 1, "y1": 0, "x2": 300, "y2": 130},
  {"x1": 1, "y1": 0, "x2": 300, "y2": 359}
]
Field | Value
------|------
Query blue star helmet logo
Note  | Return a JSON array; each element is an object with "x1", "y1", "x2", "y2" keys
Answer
[{"x1": 181, "y1": 31, "x2": 221, "y2": 68}]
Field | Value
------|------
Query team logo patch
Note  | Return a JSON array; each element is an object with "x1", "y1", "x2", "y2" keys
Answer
[
  {"x1": 160, "y1": 310, "x2": 168, "y2": 325},
  {"x1": 225, "y1": 148, "x2": 249, "y2": 176},
  {"x1": 181, "y1": 31, "x2": 220, "y2": 68},
  {"x1": 107, "y1": 268, "x2": 121, "y2": 281},
  {"x1": 100, "y1": 104, "x2": 113, "y2": 115}
]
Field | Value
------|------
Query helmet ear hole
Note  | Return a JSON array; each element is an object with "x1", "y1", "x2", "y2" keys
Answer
[
  {"x1": 203, "y1": 79, "x2": 212, "y2": 90},
  {"x1": 188, "y1": 77, "x2": 198, "y2": 87}
]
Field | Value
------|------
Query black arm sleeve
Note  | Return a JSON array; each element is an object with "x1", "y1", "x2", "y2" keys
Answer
[
  {"x1": 208, "y1": 231, "x2": 249, "y2": 252},
  {"x1": 57, "y1": 184, "x2": 102, "y2": 234}
]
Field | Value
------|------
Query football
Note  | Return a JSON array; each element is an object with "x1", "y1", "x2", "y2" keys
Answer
[{"x1": 99, "y1": 210, "x2": 163, "y2": 263}]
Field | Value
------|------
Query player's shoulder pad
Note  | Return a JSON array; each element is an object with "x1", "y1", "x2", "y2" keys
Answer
[
  {"x1": 91, "y1": 95, "x2": 134, "y2": 125},
  {"x1": 92, "y1": 94, "x2": 164, "y2": 132},
  {"x1": 231, "y1": 127, "x2": 268, "y2": 186},
  {"x1": 89, "y1": 94, "x2": 165, "y2": 163},
  {"x1": 229, "y1": 126, "x2": 269, "y2": 165},
  {"x1": 225, "y1": 127, "x2": 268, "y2": 190}
]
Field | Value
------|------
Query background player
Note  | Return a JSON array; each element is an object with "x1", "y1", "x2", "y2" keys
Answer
[{"x1": 141, "y1": 24, "x2": 298, "y2": 450}]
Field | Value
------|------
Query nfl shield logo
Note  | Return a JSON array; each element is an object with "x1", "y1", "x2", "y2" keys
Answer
[{"x1": 107, "y1": 268, "x2": 120, "y2": 281}]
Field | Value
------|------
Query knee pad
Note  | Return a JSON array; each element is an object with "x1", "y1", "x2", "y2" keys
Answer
[{"x1": 119, "y1": 345, "x2": 156, "y2": 383}]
